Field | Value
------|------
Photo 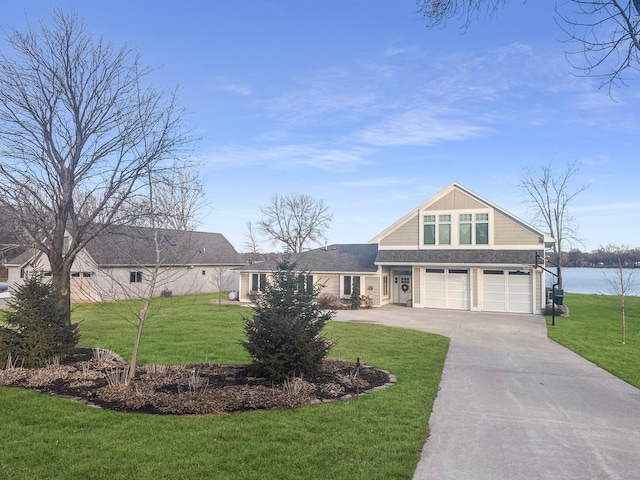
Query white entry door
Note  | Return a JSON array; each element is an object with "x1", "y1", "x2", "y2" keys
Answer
[{"x1": 394, "y1": 273, "x2": 412, "y2": 304}]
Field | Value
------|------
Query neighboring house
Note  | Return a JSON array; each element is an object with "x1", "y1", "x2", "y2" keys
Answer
[
  {"x1": 5, "y1": 225, "x2": 244, "y2": 304},
  {"x1": 237, "y1": 183, "x2": 554, "y2": 314}
]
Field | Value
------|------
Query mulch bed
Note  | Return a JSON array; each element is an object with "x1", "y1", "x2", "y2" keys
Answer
[{"x1": 0, "y1": 348, "x2": 394, "y2": 416}]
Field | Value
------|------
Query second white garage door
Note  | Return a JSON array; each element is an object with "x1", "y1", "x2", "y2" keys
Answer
[
  {"x1": 424, "y1": 268, "x2": 470, "y2": 310},
  {"x1": 482, "y1": 270, "x2": 532, "y2": 313}
]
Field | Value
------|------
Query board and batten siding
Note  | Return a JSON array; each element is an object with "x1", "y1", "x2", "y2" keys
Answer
[
  {"x1": 493, "y1": 212, "x2": 541, "y2": 246},
  {"x1": 425, "y1": 189, "x2": 486, "y2": 211},
  {"x1": 379, "y1": 214, "x2": 419, "y2": 246}
]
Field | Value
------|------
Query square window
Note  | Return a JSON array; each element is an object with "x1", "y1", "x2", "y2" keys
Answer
[{"x1": 130, "y1": 271, "x2": 142, "y2": 283}]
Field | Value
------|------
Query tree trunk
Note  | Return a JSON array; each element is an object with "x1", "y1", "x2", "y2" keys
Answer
[
  {"x1": 129, "y1": 298, "x2": 150, "y2": 381},
  {"x1": 49, "y1": 255, "x2": 72, "y2": 324}
]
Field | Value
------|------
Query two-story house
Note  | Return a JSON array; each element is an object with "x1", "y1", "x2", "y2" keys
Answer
[{"x1": 237, "y1": 183, "x2": 554, "y2": 314}]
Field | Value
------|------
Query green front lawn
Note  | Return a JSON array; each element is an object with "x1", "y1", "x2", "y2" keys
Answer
[
  {"x1": 0, "y1": 294, "x2": 449, "y2": 480},
  {"x1": 547, "y1": 292, "x2": 640, "y2": 388}
]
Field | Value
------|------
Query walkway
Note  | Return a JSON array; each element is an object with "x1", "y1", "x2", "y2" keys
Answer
[{"x1": 333, "y1": 306, "x2": 640, "y2": 480}]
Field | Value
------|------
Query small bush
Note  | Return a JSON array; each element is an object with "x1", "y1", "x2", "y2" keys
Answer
[
  {"x1": 0, "y1": 273, "x2": 80, "y2": 368},
  {"x1": 316, "y1": 292, "x2": 339, "y2": 310},
  {"x1": 242, "y1": 260, "x2": 333, "y2": 382}
]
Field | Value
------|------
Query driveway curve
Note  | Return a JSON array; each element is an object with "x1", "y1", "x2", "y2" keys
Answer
[{"x1": 333, "y1": 306, "x2": 640, "y2": 480}]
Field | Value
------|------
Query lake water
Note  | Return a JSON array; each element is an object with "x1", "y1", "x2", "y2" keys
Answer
[{"x1": 547, "y1": 267, "x2": 639, "y2": 295}]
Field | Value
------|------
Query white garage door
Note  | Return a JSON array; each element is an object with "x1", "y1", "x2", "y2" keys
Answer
[
  {"x1": 482, "y1": 270, "x2": 531, "y2": 313},
  {"x1": 424, "y1": 268, "x2": 469, "y2": 310}
]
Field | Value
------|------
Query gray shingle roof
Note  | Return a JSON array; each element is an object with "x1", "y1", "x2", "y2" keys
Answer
[
  {"x1": 85, "y1": 225, "x2": 244, "y2": 267},
  {"x1": 375, "y1": 249, "x2": 542, "y2": 266},
  {"x1": 235, "y1": 244, "x2": 379, "y2": 273}
]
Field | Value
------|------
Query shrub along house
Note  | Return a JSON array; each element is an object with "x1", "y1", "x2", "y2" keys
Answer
[
  {"x1": 237, "y1": 183, "x2": 554, "y2": 314},
  {"x1": 5, "y1": 225, "x2": 244, "y2": 304}
]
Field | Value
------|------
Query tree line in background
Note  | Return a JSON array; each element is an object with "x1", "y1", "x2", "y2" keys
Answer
[{"x1": 553, "y1": 246, "x2": 640, "y2": 269}]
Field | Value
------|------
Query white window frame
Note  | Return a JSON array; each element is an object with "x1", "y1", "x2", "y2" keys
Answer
[{"x1": 420, "y1": 209, "x2": 492, "y2": 247}]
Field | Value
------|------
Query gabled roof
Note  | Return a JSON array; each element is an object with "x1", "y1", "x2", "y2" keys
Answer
[
  {"x1": 369, "y1": 182, "x2": 555, "y2": 246},
  {"x1": 235, "y1": 244, "x2": 378, "y2": 273},
  {"x1": 85, "y1": 225, "x2": 244, "y2": 267},
  {"x1": 6, "y1": 225, "x2": 244, "y2": 268}
]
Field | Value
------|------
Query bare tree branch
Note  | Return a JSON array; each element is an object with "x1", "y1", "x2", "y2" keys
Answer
[
  {"x1": 599, "y1": 244, "x2": 638, "y2": 344},
  {"x1": 0, "y1": 10, "x2": 192, "y2": 319},
  {"x1": 416, "y1": 0, "x2": 640, "y2": 91},
  {"x1": 257, "y1": 193, "x2": 333, "y2": 253},
  {"x1": 519, "y1": 161, "x2": 590, "y2": 289}
]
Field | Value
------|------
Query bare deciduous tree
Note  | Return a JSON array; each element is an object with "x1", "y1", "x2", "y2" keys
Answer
[
  {"x1": 0, "y1": 10, "x2": 191, "y2": 321},
  {"x1": 210, "y1": 265, "x2": 230, "y2": 307},
  {"x1": 257, "y1": 193, "x2": 333, "y2": 253},
  {"x1": 519, "y1": 161, "x2": 589, "y2": 290},
  {"x1": 557, "y1": 0, "x2": 640, "y2": 92},
  {"x1": 148, "y1": 166, "x2": 208, "y2": 231},
  {"x1": 600, "y1": 244, "x2": 638, "y2": 345},
  {"x1": 416, "y1": 0, "x2": 640, "y2": 91},
  {"x1": 243, "y1": 221, "x2": 263, "y2": 256}
]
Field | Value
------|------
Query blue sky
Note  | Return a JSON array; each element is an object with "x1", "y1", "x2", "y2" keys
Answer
[{"x1": 2, "y1": 1, "x2": 639, "y2": 252}]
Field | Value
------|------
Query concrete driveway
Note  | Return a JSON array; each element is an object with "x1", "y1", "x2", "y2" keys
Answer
[{"x1": 333, "y1": 306, "x2": 640, "y2": 480}]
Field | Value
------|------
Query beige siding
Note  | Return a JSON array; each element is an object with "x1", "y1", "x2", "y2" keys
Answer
[
  {"x1": 426, "y1": 190, "x2": 485, "y2": 211},
  {"x1": 494, "y1": 212, "x2": 541, "y2": 246},
  {"x1": 380, "y1": 214, "x2": 419, "y2": 246},
  {"x1": 472, "y1": 268, "x2": 479, "y2": 309},
  {"x1": 412, "y1": 267, "x2": 421, "y2": 305},
  {"x1": 240, "y1": 272, "x2": 251, "y2": 300},
  {"x1": 364, "y1": 276, "x2": 380, "y2": 307},
  {"x1": 316, "y1": 275, "x2": 340, "y2": 299}
]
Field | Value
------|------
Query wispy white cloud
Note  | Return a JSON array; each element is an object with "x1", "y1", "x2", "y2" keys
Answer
[
  {"x1": 574, "y1": 202, "x2": 640, "y2": 213},
  {"x1": 353, "y1": 105, "x2": 488, "y2": 147},
  {"x1": 206, "y1": 77, "x2": 253, "y2": 95},
  {"x1": 203, "y1": 144, "x2": 373, "y2": 171},
  {"x1": 334, "y1": 178, "x2": 411, "y2": 188}
]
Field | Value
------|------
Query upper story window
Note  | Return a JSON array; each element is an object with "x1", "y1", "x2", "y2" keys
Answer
[
  {"x1": 424, "y1": 211, "x2": 490, "y2": 246},
  {"x1": 438, "y1": 215, "x2": 451, "y2": 245},
  {"x1": 459, "y1": 214, "x2": 472, "y2": 245},
  {"x1": 476, "y1": 213, "x2": 489, "y2": 245},
  {"x1": 423, "y1": 215, "x2": 436, "y2": 245}
]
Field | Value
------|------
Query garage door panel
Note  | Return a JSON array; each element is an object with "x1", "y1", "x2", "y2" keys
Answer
[
  {"x1": 425, "y1": 269, "x2": 469, "y2": 310},
  {"x1": 482, "y1": 270, "x2": 531, "y2": 313}
]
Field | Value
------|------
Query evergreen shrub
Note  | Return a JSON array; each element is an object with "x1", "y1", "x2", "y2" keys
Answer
[
  {"x1": 0, "y1": 273, "x2": 80, "y2": 368},
  {"x1": 242, "y1": 260, "x2": 333, "y2": 382}
]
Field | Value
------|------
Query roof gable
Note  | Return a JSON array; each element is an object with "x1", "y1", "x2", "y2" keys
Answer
[{"x1": 371, "y1": 182, "x2": 553, "y2": 246}]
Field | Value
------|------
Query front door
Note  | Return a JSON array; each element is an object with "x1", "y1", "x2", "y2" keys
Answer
[{"x1": 394, "y1": 272, "x2": 412, "y2": 305}]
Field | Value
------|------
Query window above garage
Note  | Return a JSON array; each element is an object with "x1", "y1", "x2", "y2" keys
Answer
[{"x1": 422, "y1": 210, "x2": 491, "y2": 247}]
